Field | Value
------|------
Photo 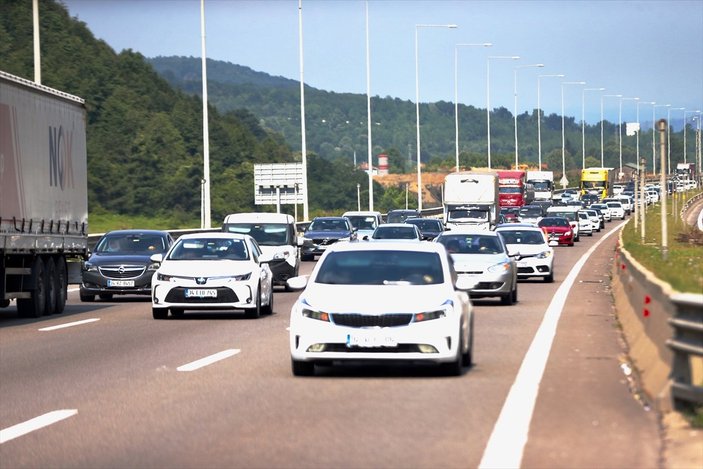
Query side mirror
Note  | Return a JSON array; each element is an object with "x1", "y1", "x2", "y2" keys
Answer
[
  {"x1": 296, "y1": 236, "x2": 305, "y2": 247},
  {"x1": 150, "y1": 253, "x2": 164, "y2": 263},
  {"x1": 286, "y1": 275, "x2": 308, "y2": 291},
  {"x1": 259, "y1": 253, "x2": 274, "y2": 264}
]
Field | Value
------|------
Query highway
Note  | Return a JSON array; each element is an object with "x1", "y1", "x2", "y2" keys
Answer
[{"x1": 0, "y1": 220, "x2": 662, "y2": 468}]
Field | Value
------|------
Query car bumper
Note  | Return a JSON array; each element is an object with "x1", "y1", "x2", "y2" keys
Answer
[
  {"x1": 457, "y1": 271, "x2": 513, "y2": 297},
  {"x1": 152, "y1": 280, "x2": 258, "y2": 310},
  {"x1": 515, "y1": 257, "x2": 553, "y2": 278},
  {"x1": 81, "y1": 271, "x2": 154, "y2": 295},
  {"x1": 269, "y1": 259, "x2": 297, "y2": 285},
  {"x1": 290, "y1": 315, "x2": 461, "y2": 363}
]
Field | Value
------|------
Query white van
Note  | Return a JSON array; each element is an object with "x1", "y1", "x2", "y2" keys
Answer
[{"x1": 222, "y1": 213, "x2": 301, "y2": 288}]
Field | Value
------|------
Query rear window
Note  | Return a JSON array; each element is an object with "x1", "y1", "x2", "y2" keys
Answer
[
  {"x1": 223, "y1": 223, "x2": 291, "y2": 246},
  {"x1": 437, "y1": 235, "x2": 503, "y2": 254}
]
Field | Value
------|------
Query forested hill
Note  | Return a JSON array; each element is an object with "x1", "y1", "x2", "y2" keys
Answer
[{"x1": 1, "y1": 1, "x2": 303, "y2": 224}]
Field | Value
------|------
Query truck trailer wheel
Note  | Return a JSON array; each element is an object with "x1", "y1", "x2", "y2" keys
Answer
[
  {"x1": 54, "y1": 257, "x2": 67, "y2": 314},
  {"x1": 44, "y1": 257, "x2": 58, "y2": 315},
  {"x1": 17, "y1": 256, "x2": 46, "y2": 318}
]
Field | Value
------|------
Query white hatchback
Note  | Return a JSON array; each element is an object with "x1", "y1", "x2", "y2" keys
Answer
[
  {"x1": 605, "y1": 201, "x2": 626, "y2": 220},
  {"x1": 151, "y1": 233, "x2": 274, "y2": 319},
  {"x1": 496, "y1": 224, "x2": 555, "y2": 283},
  {"x1": 287, "y1": 242, "x2": 474, "y2": 376}
]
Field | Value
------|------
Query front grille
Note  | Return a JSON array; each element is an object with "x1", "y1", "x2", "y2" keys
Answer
[
  {"x1": 312, "y1": 238, "x2": 339, "y2": 246},
  {"x1": 331, "y1": 313, "x2": 413, "y2": 328},
  {"x1": 456, "y1": 270, "x2": 483, "y2": 275},
  {"x1": 165, "y1": 287, "x2": 238, "y2": 303},
  {"x1": 474, "y1": 282, "x2": 504, "y2": 290},
  {"x1": 518, "y1": 267, "x2": 535, "y2": 274},
  {"x1": 99, "y1": 265, "x2": 146, "y2": 279},
  {"x1": 324, "y1": 344, "x2": 422, "y2": 353}
]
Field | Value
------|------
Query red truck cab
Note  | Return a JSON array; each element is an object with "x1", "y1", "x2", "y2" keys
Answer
[{"x1": 497, "y1": 170, "x2": 533, "y2": 207}]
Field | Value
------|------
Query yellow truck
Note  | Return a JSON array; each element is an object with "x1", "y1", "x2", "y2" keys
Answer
[{"x1": 580, "y1": 167, "x2": 615, "y2": 200}]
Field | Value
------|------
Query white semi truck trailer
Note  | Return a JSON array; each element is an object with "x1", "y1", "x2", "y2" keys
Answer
[{"x1": 1, "y1": 71, "x2": 88, "y2": 317}]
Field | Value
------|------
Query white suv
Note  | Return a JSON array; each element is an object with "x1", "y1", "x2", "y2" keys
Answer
[{"x1": 605, "y1": 201, "x2": 625, "y2": 220}]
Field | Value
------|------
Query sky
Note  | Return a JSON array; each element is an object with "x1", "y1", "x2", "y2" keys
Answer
[{"x1": 62, "y1": 0, "x2": 703, "y2": 125}]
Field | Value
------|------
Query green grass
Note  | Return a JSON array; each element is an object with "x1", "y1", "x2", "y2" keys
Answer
[
  {"x1": 621, "y1": 191, "x2": 703, "y2": 294},
  {"x1": 88, "y1": 212, "x2": 201, "y2": 235}
]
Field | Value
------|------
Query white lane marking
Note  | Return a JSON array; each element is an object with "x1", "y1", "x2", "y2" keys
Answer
[
  {"x1": 0, "y1": 409, "x2": 78, "y2": 444},
  {"x1": 177, "y1": 349, "x2": 241, "y2": 372},
  {"x1": 67, "y1": 287, "x2": 80, "y2": 293},
  {"x1": 479, "y1": 222, "x2": 626, "y2": 469},
  {"x1": 38, "y1": 318, "x2": 100, "y2": 332}
]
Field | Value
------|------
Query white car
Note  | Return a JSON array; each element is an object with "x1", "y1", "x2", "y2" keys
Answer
[
  {"x1": 496, "y1": 224, "x2": 554, "y2": 283},
  {"x1": 583, "y1": 209, "x2": 602, "y2": 231},
  {"x1": 287, "y1": 242, "x2": 474, "y2": 376},
  {"x1": 367, "y1": 223, "x2": 423, "y2": 242},
  {"x1": 577, "y1": 211, "x2": 594, "y2": 236},
  {"x1": 605, "y1": 201, "x2": 626, "y2": 220},
  {"x1": 151, "y1": 233, "x2": 274, "y2": 319},
  {"x1": 590, "y1": 203, "x2": 612, "y2": 222}
]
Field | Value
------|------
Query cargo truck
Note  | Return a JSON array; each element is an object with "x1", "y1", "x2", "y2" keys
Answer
[
  {"x1": 526, "y1": 170, "x2": 554, "y2": 201},
  {"x1": 497, "y1": 170, "x2": 534, "y2": 207},
  {"x1": 0, "y1": 71, "x2": 88, "y2": 317},
  {"x1": 580, "y1": 167, "x2": 615, "y2": 199},
  {"x1": 443, "y1": 171, "x2": 499, "y2": 230}
]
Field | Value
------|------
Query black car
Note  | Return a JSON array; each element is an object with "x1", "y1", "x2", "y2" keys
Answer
[
  {"x1": 301, "y1": 217, "x2": 356, "y2": 261},
  {"x1": 80, "y1": 230, "x2": 174, "y2": 301},
  {"x1": 386, "y1": 209, "x2": 421, "y2": 223},
  {"x1": 404, "y1": 218, "x2": 444, "y2": 240}
]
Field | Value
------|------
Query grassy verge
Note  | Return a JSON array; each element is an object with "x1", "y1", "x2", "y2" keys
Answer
[
  {"x1": 88, "y1": 212, "x2": 201, "y2": 235},
  {"x1": 621, "y1": 191, "x2": 703, "y2": 294}
]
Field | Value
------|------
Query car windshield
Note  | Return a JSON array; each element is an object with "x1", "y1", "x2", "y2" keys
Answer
[
  {"x1": 606, "y1": 202, "x2": 622, "y2": 208},
  {"x1": 539, "y1": 217, "x2": 570, "y2": 227},
  {"x1": 346, "y1": 216, "x2": 378, "y2": 230},
  {"x1": 387, "y1": 212, "x2": 417, "y2": 223},
  {"x1": 448, "y1": 209, "x2": 488, "y2": 222},
  {"x1": 406, "y1": 219, "x2": 441, "y2": 231},
  {"x1": 499, "y1": 187, "x2": 522, "y2": 194},
  {"x1": 531, "y1": 181, "x2": 552, "y2": 191},
  {"x1": 309, "y1": 219, "x2": 349, "y2": 232},
  {"x1": 315, "y1": 250, "x2": 444, "y2": 285},
  {"x1": 224, "y1": 223, "x2": 289, "y2": 246},
  {"x1": 372, "y1": 227, "x2": 418, "y2": 240},
  {"x1": 519, "y1": 207, "x2": 542, "y2": 217},
  {"x1": 96, "y1": 233, "x2": 168, "y2": 254},
  {"x1": 499, "y1": 230, "x2": 545, "y2": 245},
  {"x1": 548, "y1": 211, "x2": 576, "y2": 221},
  {"x1": 168, "y1": 238, "x2": 249, "y2": 261},
  {"x1": 438, "y1": 235, "x2": 503, "y2": 254}
]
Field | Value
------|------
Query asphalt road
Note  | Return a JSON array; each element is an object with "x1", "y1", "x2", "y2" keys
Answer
[{"x1": 0, "y1": 219, "x2": 661, "y2": 468}]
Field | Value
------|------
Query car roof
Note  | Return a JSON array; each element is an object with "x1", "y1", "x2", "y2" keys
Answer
[
  {"x1": 324, "y1": 240, "x2": 445, "y2": 254},
  {"x1": 223, "y1": 212, "x2": 294, "y2": 224},
  {"x1": 104, "y1": 229, "x2": 169, "y2": 236},
  {"x1": 376, "y1": 223, "x2": 416, "y2": 228},
  {"x1": 177, "y1": 232, "x2": 252, "y2": 241},
  {"x1": 438, "y1": 227, "x2": 501, "y2": 236},
  {"x1": 342, "y1": 211, "x2": 382, "y2": 217},
  {"x1": 312, "y1": 216, "x2": 349, "y2": 221},
  {"x1": 496, "y1": 223, "x2": 542, "y2": 230}
]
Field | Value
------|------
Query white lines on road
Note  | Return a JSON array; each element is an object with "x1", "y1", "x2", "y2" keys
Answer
[
  {"x1": 478, "y1": 221, "x2": 626, "y2": 469},
  {"x1": 0, "y1": 409, "x2": 78, "y2": 444},
  {"x1": 38, "y1": 318, "x2": 100, "y2": 331},
  {"x1": 177, "y1": 349, "x2": 241, "y2": 372}
]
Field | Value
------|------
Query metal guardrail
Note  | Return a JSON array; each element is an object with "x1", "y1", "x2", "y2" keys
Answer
[{"x1": 666, "y1": 293, "x2": 703, "y2": 408}]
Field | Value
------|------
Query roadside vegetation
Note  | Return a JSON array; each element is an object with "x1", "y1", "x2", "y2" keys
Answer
[{"x1": 621, "y1": 190, "x2": 703, "y2": 293}]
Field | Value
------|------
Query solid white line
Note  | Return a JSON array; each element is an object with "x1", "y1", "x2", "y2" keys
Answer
[
  {"x1": 0, "y1": 409, "x2": 78, "y2": 444},
  {"x1": 38, "y1": 318, "x2": 100, "y2": 332},
  {"x1": 177, "y1": 349, "x2": 241, "y2": 372},
  {"x1": 478, "y1": 222, "x2": 626, "y2": 469},
  {"x1": 67, "y1": 287, "x2": 80, "y2": 293}
]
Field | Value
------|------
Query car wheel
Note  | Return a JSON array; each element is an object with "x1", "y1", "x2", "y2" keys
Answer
[
  {"x1": 500, "y1": 291, "x2": 514, "y2": 305},
  {"x1": 292, "y1": 359, "x2": 315, "y2": 376},
  {"x1": 170, "y1": 308, "x2": 184, "y2": 318},
  {"x1": 569, "y1": 240, "x2": 575, "y2": 246},
  {"x1": 511, "y1": 284, "x2": 518, "y2": 303},
  {"x1": 245, "y1": 284, "x2": 262, "y2": 319},
  {"x1": 588, "y1": 231, "x2": 593, "y2": 236},
  {"x1": 301, "y1": 254, "x2": 314, "y2": 262},
  {"x1": 442, "y1": 334, "x2": 464, "y2": 376},
  {"x1": 99, "y1": 293, "x2": 113, "y2": 300},
  {"x1": 261, "y1": 288, "x2": 274, "y2": 315},
  {"x1": 152, "y1": 307, "x2": 168, "y2": 320},
  {"x1": 461, "y1": 317, "x2": 474, "y2": 367},
  {"x1": 79, "y1": 290, "x2": 95, "y2": 302},
  {"x1": 545, "y1": 272, "x2": 554, "y2": 283}
]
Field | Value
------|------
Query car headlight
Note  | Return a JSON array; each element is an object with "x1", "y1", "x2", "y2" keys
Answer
[
  {"x1": 83, "y1": 262, "x2": 98, "y2": 272},
  {"x1": 273, "y1": 251, "x2": 289, "y2": 260},
  {"x1": 487, "y1": 261, "x2": 511, "y2": 273},
  {"x1": 414, "y1": 300, "x2": 452, "y2": 322},
  {"x1": 232, "y1": 272, "x2": 252, "y2": 281},
  {"x1": 156, "y1": 272, "x2": 174, "y2": 282},
  {"x1": 338, "y1": 236, "x2": 351, "y2": 242},
  {"x1": 536, "y1": 250, "x2": 552, "y2": 259},
  {"x1": 565, "y1": 230, "x2": 572, "y2": 236},
  {"x1": 300, "y1": 300, "x2": 330, "y2": 322},
  {"x1": 147, "y1": 262, "x2": 160, "y2": 271}
]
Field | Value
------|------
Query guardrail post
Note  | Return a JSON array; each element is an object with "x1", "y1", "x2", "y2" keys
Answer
[{"x1": 666, "y1": 293, "x2": 703, "y2": 410}]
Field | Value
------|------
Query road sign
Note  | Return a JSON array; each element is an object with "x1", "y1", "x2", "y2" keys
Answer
[{"x1": 254, "y1": 163, "x2": 305, "y2": 205}]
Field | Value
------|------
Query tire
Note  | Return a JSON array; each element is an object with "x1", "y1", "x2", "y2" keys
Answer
[
  {"x1": 244, "y1": 283, "x2": 262, "y2": 319},
  {"x1": 461, "y1": 317, "x2": 474, "y2": 368},
  {"x1": 152, "y1": 307, "x2": 168, "y2": 319},
  {"x1": 170, "y1": 308, "x2": 184, "y2": 318},
  {"x1": 442, "y1": 334, "x2": 463, "y2": 376},
  {"x1": 544, "y1": 272, "x2": 554, "y2": 283},
  {"x1": 44, "y1": 257, "x2": 58, "y2": 316},
  {"x1": 80, "y1": 290, "x2": 95, "y2": 302},
  {"x1": 99, "y1": 293, "x2": 114, "y2": 301},
  {"x1": 301, "y1": 254, "x2": 314, "y2": 262},
  {"x1": 500, "y1": 291, "x2": 513, "y2": 305},
  {"x1": 512, "y1": 284, "x2": 518, "y2": 303},
  {"x1": 292, "y1": 359, "x2": 315, "y2": 376},
  {"x1": 261, "y1": 287, "x2": 274, "y2": 315},
  {"x1": 54, "y1": 257, "x2": 67, "y2": 314},
  {"x1": 17, "y1": 256, "x2": 46, "y2": 318}
]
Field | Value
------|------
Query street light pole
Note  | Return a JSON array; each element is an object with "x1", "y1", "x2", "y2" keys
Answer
[
  {"x1": 684, "y1": 110, "x2": 702, "y2": 164},
  {"x1": 454, "y1": 42, "x2": 492, "y2": 172},
  {"x1": 298, "y1": 0, "x2": 310, "y2": 221},
  {"x1": 652, "y1": 104, "x2": 670, "y2": 176},
  {"x1": 513, "y1": 63, "x2": 543, "y2": 168},
  {"x1": 200, "y1": 0, "x2": 211, "y2": 229},
  {"x1": 365, "y1": 0, "x2": 374, "y2": 211},
  {"x1": 416, "y1": 23, "x2": 458, "y2": 211},
  {"x1": 581, "y1": 87, "x2": 605, "y2": 169},
  {"x1": 537, "y1": 74, "x2": 564, "y2": 169},
  {"x1": 487, "y1": 55, "x2": 520, "y2": 169},
  {"x1": 619, "y1": 97, "x2": 639, "y2": 181},
  {"x1": 560, "y1": 81, "x2": 585, "y2": 189},
  {"x1": 600, "y1": 94, "x2": 621, "y2": 167},
  {"x1": 636, "y1": 101, "x2": 655, "y2": 173},
  {"x1": 666, "y1": 107, "x2": 683, "y2": 175}
]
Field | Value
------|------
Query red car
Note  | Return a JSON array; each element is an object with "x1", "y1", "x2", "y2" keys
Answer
[{"x1": 537, "y1": 216, "x2": 574, "y2": 246}]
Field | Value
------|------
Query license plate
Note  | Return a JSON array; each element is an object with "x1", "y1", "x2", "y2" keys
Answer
[
  {"x1": 185, "y1": 289, "x2": 217, "y2": 298},
  {"x1": 108, "y1": 280, "x2": 134, "y2": 287},
  {"x1": 346, "y1": 332, "x2": 397, "y2": 348},
  {"x1": 517, "y1": 261, "x2": 527, "y2": 267}
]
